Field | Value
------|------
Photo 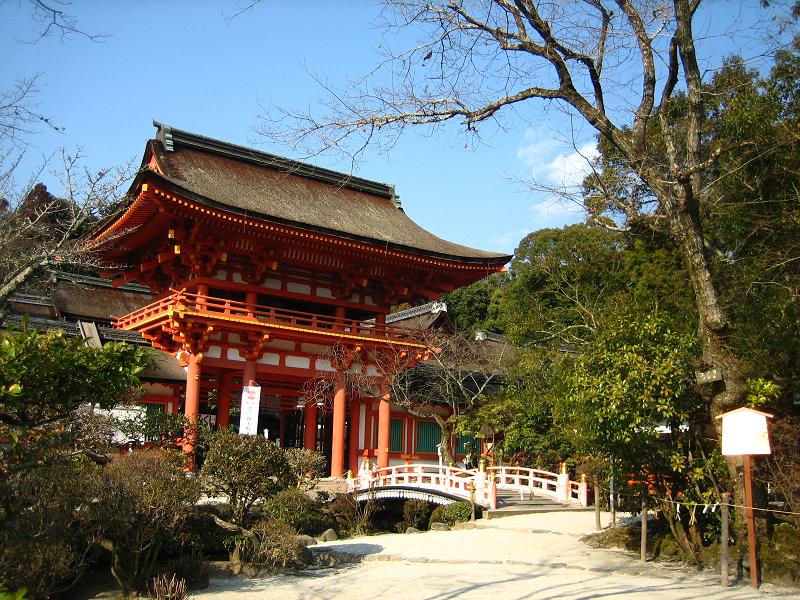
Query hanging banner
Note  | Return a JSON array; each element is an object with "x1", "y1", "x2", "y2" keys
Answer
[{"x1": 239, "y1": 385, "x2": 261, "y2": 436}]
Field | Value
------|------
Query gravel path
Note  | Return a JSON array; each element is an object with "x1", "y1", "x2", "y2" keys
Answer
[{"x1": 194, "y1": 511, "x2": 794, "y2": 599}]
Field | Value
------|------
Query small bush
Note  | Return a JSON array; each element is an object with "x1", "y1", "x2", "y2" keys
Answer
[
  {"x1": 284, "y1": 447, "x2": 326, "y2": 491},
  {"x1": 201, "y1": 430, "x2": 292, "y2": 527},
  {"x1": 165, "y1": 505, "x2": 231, "y2": 559},
  {"x1": 264, "y1": 488, "x2": 334, "y2": 536},
  {"x1": 428, "y1": 501, "x2": 473, "y2": 527},
  {"x1": 396, "y1": 499, "x2": 431, "y2": 532},
  {"x1": 165, "y1": 549, "x2": 209, "y2": 590},
  {"x1": 245, "y1": 519, "x2": 310, "y2": 569},
  {"x1": 0, "y1": 459, "x2": 103, "y2": 599},
  {"x1": 94, "y1": 449, "x2": 201, "y2": 594},
  {"x1": 147, "y1": 573, "x2": 187, "y2": 600},
  {"x1": 325, "y1": 493, "x2": 382, "y2": 536}
]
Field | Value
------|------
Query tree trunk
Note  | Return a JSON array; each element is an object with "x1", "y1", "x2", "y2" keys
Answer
[
  {"x1": 669, "y1": 197, "x2": 748, "y2": 546},
  {"x1": 432, "y1": 413, "x2": 454, "y2": 466}
]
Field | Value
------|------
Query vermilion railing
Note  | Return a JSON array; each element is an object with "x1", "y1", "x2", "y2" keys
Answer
[{"x1": 114, "y1": 289, "x2": 423, "y2": 346}]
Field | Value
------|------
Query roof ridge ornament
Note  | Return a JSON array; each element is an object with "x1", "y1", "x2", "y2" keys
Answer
[
  {"x1": 154, "y1": 120, "x2": 174, "y2": 151},
  {"x1": 391, "y1": 188, "x2": 402, "y2": 209}
]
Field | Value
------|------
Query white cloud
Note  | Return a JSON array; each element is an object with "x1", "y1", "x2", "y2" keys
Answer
[
  {"x1": 516, "y1": 135, "x2": 560, "y2": 169},
  {"x1": 528, "y1": 197, "x2": 584, "y2": 228},
  {"x1": 515, "y1": 129, "x2": 598, "y2": 232},
  {"x1": 517, "y1": 129, "x2": 598, "y2": 189},
  {"x1": 541, "y1": 141, "x2": 599, "y2": 188}
]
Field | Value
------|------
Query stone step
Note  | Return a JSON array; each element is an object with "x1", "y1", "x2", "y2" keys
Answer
[
  {"x1": 485, "y1": 504, "x2": 593, "y2": 519},
  {"x1": 497, "y1": 496, "x2": 563, "y2": 507},
  {"x1": 488, "y1": 488, "x2": 589, "y2": 519}
]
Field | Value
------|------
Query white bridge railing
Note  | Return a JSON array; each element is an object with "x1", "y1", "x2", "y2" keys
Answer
[
  {"x1": 347, "y1": 463, "x2": 589, "y2": 509},
  {"x1": 348, "y1": 464, "x2": 498, "y2": 509},
  {"x1": 487, "y1": 465, "x2": 589, "y2": 507}
]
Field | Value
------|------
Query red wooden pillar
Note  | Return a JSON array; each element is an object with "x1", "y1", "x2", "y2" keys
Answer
[
  {"x1": 243, "y1": 360, "x2": 257, "y2": 387},
  {"x1": 348, "y1": 398, "x2": 360, "y2": 474},
  {"x1": 304, "y1": 402, "x2": 318, "y2": 451},
  {"x1": 183, "y1": 353, "x2": 202, "y2": 469},
  {"x1": 243, "y1": 291, "x2": 259, "y2": 389},
  {"x1": 330, "y1": 371, "x2": 347, "y2": 477},
  {"x1": 377, "y1": 384, "x2": 391, "y2": 468},
  {"x1": 216, "y1": 371, "x2": 233, "y2": 429}
]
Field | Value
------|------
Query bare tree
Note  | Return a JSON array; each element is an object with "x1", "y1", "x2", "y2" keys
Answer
[
  {"x1": 257, "y1": 0, "x2": 796, "y2": 521},
  {"x1": 0, "y1": 8, "x2": 122, "y2": 308},
  {"x1": 376, "y1": 329, "x2": 512, "y2": 465},
  {"x1": 16, "y1": 0, "x2": 108, "y2": 42},
  {"x1": 303, "y1": 333, "x2": 511, "y2": 466},
  {"x1": 0, "y1": 75, "x2": 64, "y2": 149},
  {"x1": 0, "y1": 149, "x2": 134, "y2": 307}
]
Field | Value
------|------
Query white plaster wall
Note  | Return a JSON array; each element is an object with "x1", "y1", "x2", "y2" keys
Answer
[
  {"x1": 285, "y1": 355, "x2": 311, "y2": 369},
  {"x1": 267, "y1": 339, "x2": 296, "y2": 351},
  {"x1": 287, "y1": 282, "x2": 311, "y2": 295},
  {"x1": 258, "y1": 353, "x2": 280, "y2": 365},
  {"x1": 227, "y1": 348, "x2": 245, "y2": 361},
  {"x1": 315, "y1": 358, "x2": 335, "y2": 372}
]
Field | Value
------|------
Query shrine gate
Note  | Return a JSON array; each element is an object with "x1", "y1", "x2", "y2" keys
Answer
[{"x1": 88, "y1": 123, "x2": 510, "y2": 475}]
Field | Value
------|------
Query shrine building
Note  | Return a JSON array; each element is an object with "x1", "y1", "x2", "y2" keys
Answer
[{"x1": 87, "y1": 123, "x2": 510, "y2": 476}]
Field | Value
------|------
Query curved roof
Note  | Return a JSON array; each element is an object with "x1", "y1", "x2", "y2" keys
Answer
[{"x1": 137, "y1": 123, "x2": 510, "y2": 265}]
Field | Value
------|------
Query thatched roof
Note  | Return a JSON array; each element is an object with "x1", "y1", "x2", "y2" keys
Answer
[{"x1": 130, "y1": 123, "x2": 510, "y2": 264}]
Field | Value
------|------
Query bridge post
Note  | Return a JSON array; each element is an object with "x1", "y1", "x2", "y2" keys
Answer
[
  {"x1": 556, "y1": 462, "x2": 571, "y2": 503},
  {"x1": 578, "y1": 474, "x2": 589, "y2": 507}
]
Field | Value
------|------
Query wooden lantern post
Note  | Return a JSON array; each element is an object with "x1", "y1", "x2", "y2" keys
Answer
[{"x1": 716, "y1": 407, "x2": 773, "y2": 589}]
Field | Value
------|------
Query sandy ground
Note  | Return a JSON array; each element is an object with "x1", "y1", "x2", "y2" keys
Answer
[{"x1": 194, "y1": 512, "x2": 794, "y2": 600}]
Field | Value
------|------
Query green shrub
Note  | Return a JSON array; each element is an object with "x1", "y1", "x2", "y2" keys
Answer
[
  {"x1": 0, "y1": 460, "x2": 102, "y2": 599},
  {"x1": 200, "y1": 430, "x2": 291, "y2": 527},
  {"x1": 264, "y1": 488, "x2": 334, "y2": 536},
  {"x1": 325, "y1": 493, "x2": 382, "y2": 536},
  {"x1": 396, "y1": 499, "x2": 431, "y2": 532},
  {"x1": 428, "y1": 501, "x2": 473, "y2": 527},
  {"x1": 245, "y1": 519, "x2": 310, "y2": 569},
  {"x1": 284, "y1": 447, "x2": 326, "y2": 491},
  {"x1": 164, "y1": 505, "x2": 231, "y2": 559},
  {"x1": 93, "y1": 449, "x2": 201, "y2": 595}
]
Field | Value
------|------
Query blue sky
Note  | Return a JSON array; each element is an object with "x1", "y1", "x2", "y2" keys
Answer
[{"x1": 0, "y1": 1, "x2": 790, "y2": 257}]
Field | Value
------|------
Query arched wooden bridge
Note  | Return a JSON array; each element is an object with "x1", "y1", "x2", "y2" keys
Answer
[{"x1": 347, "y1": 464, "x2": 590, "y2": 510}]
